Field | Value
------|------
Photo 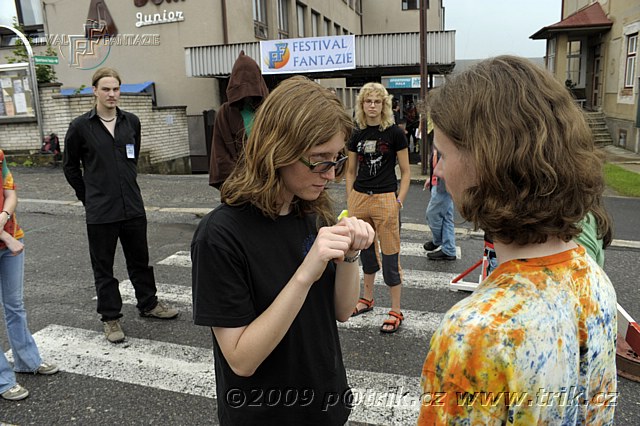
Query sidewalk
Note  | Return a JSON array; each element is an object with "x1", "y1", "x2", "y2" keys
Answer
[{"x1": 601, "y1": 145, "x2": 640, "y2": 175}]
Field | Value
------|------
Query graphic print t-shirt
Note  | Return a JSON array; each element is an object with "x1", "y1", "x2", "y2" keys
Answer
[{"x1": 348, "y1": 125, "x2": 407, "y2": 194}]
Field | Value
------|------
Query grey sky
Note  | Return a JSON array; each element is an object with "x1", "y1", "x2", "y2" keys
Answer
[{"x1": 444, "y1": 0, "x2": 561, "y2": 59}]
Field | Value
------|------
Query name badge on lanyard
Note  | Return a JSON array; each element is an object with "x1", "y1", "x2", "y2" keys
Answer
[{"x1": 126, "y1": 144, "x2": 135, "y2": 159}]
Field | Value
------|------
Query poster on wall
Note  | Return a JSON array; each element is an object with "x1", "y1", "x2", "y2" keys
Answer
[
  {"x1": 0, "y1": 63, "x2": 35, "y2": 119},
  {"x1": 14, "y1": 92, "x2": 27, "y2": 114}
]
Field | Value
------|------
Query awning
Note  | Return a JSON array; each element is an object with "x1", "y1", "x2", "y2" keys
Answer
[
  {"x1": 530, "y1": 2, "x2": 612, "y2": 40},
  {"x1": 60, "y1": 81, "x2": 155, "y2": 96}
]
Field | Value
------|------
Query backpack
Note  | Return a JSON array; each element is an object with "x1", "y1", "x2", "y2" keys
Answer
[{"x1": 41, "y1": 133, "x2": 61, "y2": 158}]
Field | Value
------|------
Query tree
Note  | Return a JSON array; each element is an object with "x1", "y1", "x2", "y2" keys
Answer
[{"x1": 4, "y1": 19, "x2": 57, "y2": 84}]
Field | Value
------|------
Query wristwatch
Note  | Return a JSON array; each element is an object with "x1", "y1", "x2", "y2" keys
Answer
[
  {"x1": 343, "y1": 250, "x2": 361, "y2": 263},
  {"x1": 2, "y1": 211, "x2": 10, "y2": 220}
]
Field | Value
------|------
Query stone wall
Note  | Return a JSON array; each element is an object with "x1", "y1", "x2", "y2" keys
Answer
[{"x1": 0, "y1": 83, "x2": 191, "y2": 174}]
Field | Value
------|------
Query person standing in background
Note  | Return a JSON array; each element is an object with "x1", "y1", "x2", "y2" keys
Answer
[
  {"x1": 347, "y1": 82, "x2": 410, "y2": 334},
  {"x1": 0, "y1": 150, "x2": 59, "y2": 401},
  {"x1": 209, "y1": 51, "x2": 269, "y2": 189},
  {"x1": 423, "y1": 126, "x2": 456, "y2": 261},
  {"x1": 63, "y1": 67, "x2": 178, "y2": 344}
]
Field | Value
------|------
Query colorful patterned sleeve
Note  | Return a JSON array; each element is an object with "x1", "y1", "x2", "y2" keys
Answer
[{"x1": 2, "y1": 152, "x2": 16, "y2": 190}]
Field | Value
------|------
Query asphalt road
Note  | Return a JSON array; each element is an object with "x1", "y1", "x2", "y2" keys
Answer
[{"x1": 0, "y1": 166, "x2": 638, "y2": 425}]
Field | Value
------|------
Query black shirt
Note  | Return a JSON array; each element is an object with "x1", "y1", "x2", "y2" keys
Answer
[
  {"x1": 348, "y1": 124, "x2": 408, "y2": 194},
  {"x1": 63, "y1": 107, "x2": 146, "y2": 224},
  {"x1": 191, "y1": 203, "x2": 351, "y2": 426}
]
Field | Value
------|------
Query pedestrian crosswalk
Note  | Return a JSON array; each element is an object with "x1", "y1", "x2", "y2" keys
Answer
[{"x1": 7, "y1": 225, "x2": 471, "y2": 425}]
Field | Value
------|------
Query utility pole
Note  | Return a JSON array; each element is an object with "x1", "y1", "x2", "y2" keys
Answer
[{"x1": 419, "y1": 0, "x2": 429, "y2": 175}]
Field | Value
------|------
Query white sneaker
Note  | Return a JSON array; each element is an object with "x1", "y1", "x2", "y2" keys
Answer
[{"x1": 1, "y1": 383, "x2": 29, "y2": 401}]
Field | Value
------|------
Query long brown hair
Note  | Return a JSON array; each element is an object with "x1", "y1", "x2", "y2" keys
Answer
[
  {"x1": 429, "y1": 55, "x2": 612, "y2": 245},
  {"x1": 221, "y1": 76, "x2": 353, "y2": 227}
]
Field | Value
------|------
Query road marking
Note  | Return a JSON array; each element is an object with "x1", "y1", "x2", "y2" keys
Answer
[
  {"x1": 118, "y1": 280, "x2": 446, "y2": 339},
  {"x1": 157, "y1": 242, "x2": 461, "y2": 269},
  {"x1": 17, "y1": 199, "x2": 640, "y2": 250},
  {"x1": 15, "y1": 325, "x2": 421, "y2": 425}
]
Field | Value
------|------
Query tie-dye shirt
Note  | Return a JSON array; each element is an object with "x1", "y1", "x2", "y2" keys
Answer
[
  {"x1": 418, "y1": 246, "x2": 617, "y2": 426},
  {"x1": 0, "y1": 150, "x2": 24, "y2": 241}
]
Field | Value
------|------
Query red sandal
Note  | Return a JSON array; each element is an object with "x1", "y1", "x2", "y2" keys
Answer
[
  {"x1": 352, "y1": 297, "x2": 374, "y2": 317},
  {"x1": 380, "y1": 310, "x2": 404, "y2": 333}
]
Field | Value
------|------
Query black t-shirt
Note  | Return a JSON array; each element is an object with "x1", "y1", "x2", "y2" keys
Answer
[
  {"x1": 191, "y1": 203, "x2": 350, "y2": 426},
  {"x1": 348, "y1": 124, "x2": 408, "y2": 194}
]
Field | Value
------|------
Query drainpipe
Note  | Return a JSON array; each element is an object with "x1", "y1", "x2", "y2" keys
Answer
[{"x1": 221, "y1": 0, "x2": 228, "y2": 44}]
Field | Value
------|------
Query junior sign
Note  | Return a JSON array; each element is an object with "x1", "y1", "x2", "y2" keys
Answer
[{"x1": 260, "y1": 35, "x2": 355, "y2": 75}]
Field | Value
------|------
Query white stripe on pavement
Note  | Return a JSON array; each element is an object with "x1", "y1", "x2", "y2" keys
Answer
[
  {"x1": 27, "y1": 324, "x2": 216, "y2": 397},
  {"x1": 118, "y1": 280, "x2": 445, "y2": 339},
  {"x1": 17, "y1": 325, "x2": 421, "y2": 425},
  {"x1": 156, "y1": 242, "x2": 461, "y2": 269},
  {"x1": 157, "y1": 251, "x2": 191, "y2": 267}
]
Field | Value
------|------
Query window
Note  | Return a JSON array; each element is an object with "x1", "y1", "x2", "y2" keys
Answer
[
  {"x1": 402, "y1": 0, "x2": 419, "y2": 10},
  {"x1": 311, "y1": 11, "x2": 319, "y2": 37},
  {"x1": 0, "y1": 0, "x2": 45, "y2": 47},
  {"x1": 546, "y1": 38, "x2": 556, "y2": 74},
  {"x1": 624, "y1": 33, "x2": 637, "y2": 88},
  {"x1": 278, "y1": 0, "x2": 289, "y2": 39},
  {"x1": 253, "y1": 0, "x2": 268, "y2": 39},
  {"x1": 296, "y1": 3, "x2": 306, "y2": 38},
  {"x1": 355, "y1": 0, "x2": 362, "y2": 14},
  {"x1": 334, "y1": 23, "x2": 341, "y2": 35},
  {"x1": 343, "y1": 28, "x2": 349, "y2": 35},
  {"x1": 566, "y1": 40, "x2": 582, "y2": 86},
  {"x1": 324, "y1": 18, "x2": 331, "y2": 36}
]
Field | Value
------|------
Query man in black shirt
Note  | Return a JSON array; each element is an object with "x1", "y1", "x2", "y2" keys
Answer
[{"x1": 63, "y1": 67, "x2": 178, "y2": 344}]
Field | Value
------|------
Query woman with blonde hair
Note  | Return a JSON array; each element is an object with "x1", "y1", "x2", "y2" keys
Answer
[
  {"x1": 347, "y1": 82, "x2": 410, "y2": 333},
  {"x1": 192, "y1": 76, "x2": 374, "y2": 425}
]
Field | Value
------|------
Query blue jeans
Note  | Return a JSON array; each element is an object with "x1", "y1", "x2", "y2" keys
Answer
[
  {"x1": 0, "y1": 245, "x2": 42, "y2": 393},
  {"x1": 426, "y1": 185, "x2": 456, "y2": 256}
]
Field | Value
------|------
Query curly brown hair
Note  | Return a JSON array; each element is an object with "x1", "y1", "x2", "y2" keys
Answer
[{"x1": 428, "y1": 55, "x2": 611, "y2": 246}]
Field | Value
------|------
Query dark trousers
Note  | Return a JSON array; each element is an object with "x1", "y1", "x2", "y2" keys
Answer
[{"x1": 87, "y1": 216, "x2": 158, "y2": 321}]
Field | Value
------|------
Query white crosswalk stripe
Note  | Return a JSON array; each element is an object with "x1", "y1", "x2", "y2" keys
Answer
[
  {"x1": 157, "y1": 242, "x2": 461, "y2": 268},
  {"x1": 16, "y1": 325, "x2": 422, "y2": 425},
  {"x1": 17, "y1": 220, "x2": 470, "y2": 425},
  {"x1": 118, "y1": 279, "x2": 445, "y2": 339}
]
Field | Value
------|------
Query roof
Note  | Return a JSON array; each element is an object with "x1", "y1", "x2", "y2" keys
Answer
[
  {"x1": 530, "y1": 2, "x2": 612, "y2": 40},
  {"x1": 60, "y1": 81, "x2": 155, "y2": 96}
]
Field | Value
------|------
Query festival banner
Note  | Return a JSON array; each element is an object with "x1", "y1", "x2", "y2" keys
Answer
[{"x1": 260, "y1": 35, "x2": 355, "y2": 75}]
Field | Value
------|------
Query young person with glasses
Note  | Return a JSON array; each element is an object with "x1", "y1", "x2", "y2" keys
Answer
[
  {"x1": 192, "y1": 76, "x2": 374, "y2": 425},
  {"x1": 346, "y1": 82, "x2": 410, "y2": 333}
]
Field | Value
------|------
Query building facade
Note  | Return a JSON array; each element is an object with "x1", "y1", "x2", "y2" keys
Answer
[
  {"x1": 1, "y1": 0, "x2": 452, "y2": 170},
  {"x1": 532, "y1": 0, "x2": 640, "y2": 153}
]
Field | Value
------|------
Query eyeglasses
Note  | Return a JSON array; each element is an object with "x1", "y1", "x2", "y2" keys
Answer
[
  {"x1": 299, "y1": 154, "x2": 348, "y2": 174},
  {"x1": 363, "y1": 99, "x2": 383, "y2": 105}
]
